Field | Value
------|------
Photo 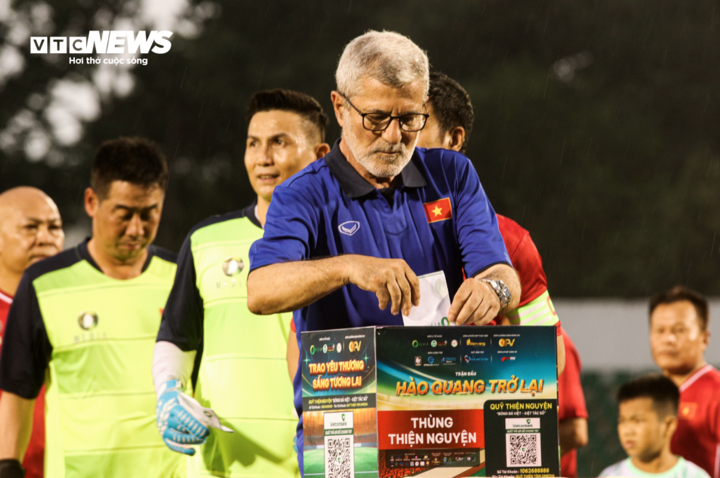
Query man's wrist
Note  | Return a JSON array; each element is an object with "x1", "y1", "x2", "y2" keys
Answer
[
  {"x1": 331, "y1": 255, "x2": 353, "y2": 287},
  {"x1": 476, "y1": 278, "x2": 511, "y2": 309},
  {"x1": 476, "y1": 278, "x2": 502, "y2": 309},
  {"x1": 335, "y1": 254, "x2": 364, "y2": 288}
]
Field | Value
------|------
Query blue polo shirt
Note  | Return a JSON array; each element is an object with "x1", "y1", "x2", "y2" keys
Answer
[
  {"x1": 250, "y1": 139, "x2": 510, "y2": 331},
  {"x1": 251, "y1": 140, "x2": 511, "y2": 329},
  {"x1": 249, "y1": 140, "x2": 511, "y2": 472}
]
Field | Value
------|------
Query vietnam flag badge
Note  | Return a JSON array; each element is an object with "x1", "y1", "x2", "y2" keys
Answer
[
  {"x1": 423, "y1": 198, "x2": 453, "y2": 223},
  {"x1": 680, "y1": 402, "x2": 697, "y2": 420}
]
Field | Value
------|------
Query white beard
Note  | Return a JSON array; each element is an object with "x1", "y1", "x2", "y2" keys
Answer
[{"x1": 342, "y1": 111, "x2": 413, "y2": 178}]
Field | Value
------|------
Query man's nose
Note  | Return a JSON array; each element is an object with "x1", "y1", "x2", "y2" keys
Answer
[
  {"x1": 382, "y1": 118, "x2": 403, "y2": 144},
  {"x1": 259, "y1": 144, "x2": 275, "y2": 165},
  {"x1": 663, "y1": 331, "x2": 677, "y2": 343},
  {"x1": 35, "y1": 225, "x2": 49, "y2": 244},
  {"x1": 126, "y1": 215, "x2": 143, "y2": 237}
]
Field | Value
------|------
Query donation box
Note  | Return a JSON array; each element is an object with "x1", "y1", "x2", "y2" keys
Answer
[{"x1": 301, "y1": 326, "x2": 560, "y2": 478}]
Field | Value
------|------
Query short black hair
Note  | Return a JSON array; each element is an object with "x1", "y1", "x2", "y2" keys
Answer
[
  {"x1": 91, "y1": 137, "x2": 168, "y2": 199},
  {"x1": 427, "y1": 71, "x2": 474, "y2": 154},
  {"x1": 247, "y1": 89, "x2": 329, "y2": 143},
  {"x1": 649, "y1": 285, "x2": 709, "y2": 331},
  {"x1": 617, "y1": 373, "x2": 679, "y2": 417}
]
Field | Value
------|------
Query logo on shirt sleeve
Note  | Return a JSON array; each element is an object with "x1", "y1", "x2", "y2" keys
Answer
[
  {"x1": 423, "y1": 198, "x2": 452, "y2": 223},
  {"x1": 339, "y1": 221, "x2": 360, "y2": 236}
]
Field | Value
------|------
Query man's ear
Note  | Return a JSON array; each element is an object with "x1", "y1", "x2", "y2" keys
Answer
[
  {"x1": 330, "y1": 91, "x2": 346, "y2": 128},
  {"x1": 315, "y1": 143, "x2": 331, "y2": 159},
  {"x1": 84, "y1": 187, "x2": 99, "y2": 218},
  {"x1": 663, "y1": 415, "x2": 678, "y2": 439},
  {"x1": 447, "y1": 126, "x2": 466, "y2": 153}
]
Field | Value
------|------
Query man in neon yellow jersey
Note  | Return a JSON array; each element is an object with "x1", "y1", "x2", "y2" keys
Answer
[
  {"x1": 0, "y1": 138, "x2": 183, "y2": 478},
  {"x1": 153, "y1": 89, "x2": 330, "y2": 477}
]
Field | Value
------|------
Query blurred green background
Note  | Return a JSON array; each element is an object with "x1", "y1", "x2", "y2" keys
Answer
[
  {"x1": 2, "y1": 0, "x2": 718, "y2": 297},
  {"x1": 1, "y1": 2, "x2": 718, "y2": 474}
]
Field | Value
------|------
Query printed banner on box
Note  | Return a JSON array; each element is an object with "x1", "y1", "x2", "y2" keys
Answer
[
  {"x1": 302, "y1": 327, "x2": 379, "y2": 478},
  {"x1": 302, "y1": 325, "x2": 558, "y2": 478}
]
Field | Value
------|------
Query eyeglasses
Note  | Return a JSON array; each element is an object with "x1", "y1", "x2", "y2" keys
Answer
[{"x1": 341, "y1": 93, "x2": 429, "y2": 132}]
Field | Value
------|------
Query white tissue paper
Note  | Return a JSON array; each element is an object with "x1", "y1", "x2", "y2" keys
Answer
[{"x1": 402, "y1": 270, "x2": 452, "y2": 326}]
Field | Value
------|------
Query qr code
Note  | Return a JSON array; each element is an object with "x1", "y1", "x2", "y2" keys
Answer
[
  {"x1": 325, "y1": 436, "x2": 354, "y2": 478},
  {"x1": 506, "y1": 433, "x2": 541, "y2": 467}
]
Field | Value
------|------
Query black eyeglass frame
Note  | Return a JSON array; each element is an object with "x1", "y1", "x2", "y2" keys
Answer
[{"x1": 340, "y1": 93, "x2": 429, "y2": 133}]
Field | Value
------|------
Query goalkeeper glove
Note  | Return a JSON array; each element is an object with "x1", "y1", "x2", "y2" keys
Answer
[{"x1": 155, "y1": 379, "x2": 231, "y2": 455}]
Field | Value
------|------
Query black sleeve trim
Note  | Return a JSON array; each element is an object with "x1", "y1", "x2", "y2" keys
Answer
[
  {"x1": 0, "y1": 273, "x2": 52, "y2": 399},
  {"x1": 148, "y1": 245, "x2": 179, "y2": 265},
  {"x1": 188, "y1": 207, "x2": 252, "y2": 236},
  {"x1": 156, "y1": 231, "x2": 204, "y2": 352}
]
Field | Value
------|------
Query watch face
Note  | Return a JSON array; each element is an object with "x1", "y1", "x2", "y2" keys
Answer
[{"x1": 493, "y1": 280, "x2": 510, "y2": 306}]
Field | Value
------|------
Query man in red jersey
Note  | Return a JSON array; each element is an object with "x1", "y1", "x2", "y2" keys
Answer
[
  {"x1": 650, "y1": 286, "x2": 720, "y2": 478},
  {"x1": 415, "y1": 71, "x2": 588, "y2": 475},
  {"x1": 557, "y1": 329, "x2": 589, "y2": 478},
  {"x1": 0, "y1": 187, "x2": 64, "y2": 478}
]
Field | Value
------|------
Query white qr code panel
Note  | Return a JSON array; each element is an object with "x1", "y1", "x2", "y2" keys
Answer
[
  {"x1": 324, "y1": 435, "x2": 354, "y2": 478},
  {"x1": 506, "y1": 433, "x2": 541, "y2": 467}
]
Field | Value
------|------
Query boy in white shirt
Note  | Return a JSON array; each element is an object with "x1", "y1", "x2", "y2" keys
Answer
[{"x1": 599, "y1": 374, "x2": 709, "y2": 478}]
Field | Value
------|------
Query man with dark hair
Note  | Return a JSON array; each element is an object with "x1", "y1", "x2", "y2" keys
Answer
[
  {"x1": 422, "y1": 72, "x2": 474, "y2": 154},
  {"x1": 90, "y1": 137, "x2": 169, "y2": 199},
  {"x1": 0, "y1": 138, "x2": 184, "y2": 478},
  {"x1": 649, "y1": 286, "x2": 720, "y2": 478},
  {"x1": 0, "y1": 187, "x2": 64, "y2": 478},
  {"x1": 415, "y1": 70, "x2": 583, "y2": 475},
  {"x1": 152, "y1": 89, "x2": 329, "y2": 477},
  {"x1": 599, "y1": 374, "x2": 709, "y2": 478}
]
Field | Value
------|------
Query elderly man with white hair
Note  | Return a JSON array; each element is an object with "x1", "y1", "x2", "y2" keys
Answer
[{"x1": 247, "y1": 30, "x2": 522, "y2": 472}]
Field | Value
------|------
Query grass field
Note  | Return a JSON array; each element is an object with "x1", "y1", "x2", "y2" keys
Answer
[{"x1": 304, "y1": 447, "x2": 379, "y2": 477}]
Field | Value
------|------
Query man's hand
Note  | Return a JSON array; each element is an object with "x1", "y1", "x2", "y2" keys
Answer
[
  {"x1": 448, "y1": 264, "x2": 521, "y2": 325},
  {"x1": 155, "y1": 379, "x2": 232, "y2": 455},
  {"x1": 447, "y1": 277, "x2": 501, "y2": 325},
  {"x1": 343, "y1": 255, "x2": 421, "y2": 316}
]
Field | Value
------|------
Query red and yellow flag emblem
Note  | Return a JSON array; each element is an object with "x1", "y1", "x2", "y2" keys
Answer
[
  {"x1": 423, "y1": 198, "x2": 452, "y2": 223},
  {"x1": 680, "y1": 402, "x2": 697, "y2": 420}
]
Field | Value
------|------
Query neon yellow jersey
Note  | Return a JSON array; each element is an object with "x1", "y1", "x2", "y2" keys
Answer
[
  {"x1": 157, "y1": 205, "x2": 298, "y2": 478},
  {"x1": 0, "y1": 241, "x2": 184, "y2": 478}
]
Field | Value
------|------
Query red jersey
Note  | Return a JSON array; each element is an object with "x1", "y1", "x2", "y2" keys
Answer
[
  {"x1": 497, "y1": 217, "x2": 581, "y2": 475},
  {"x1": 496, "y1": 215, "x2": 547, "y2": 307},
  {"x1": 0, "y1": 289, "x2": 45, "y2": 478},
  {"x1": 671, "y1": 364, "x2": 720, "y2": 478},
  {"x1": 557, "y1": 328, "x2": 588, "y2": 478},
  {"x1": 495, "y1": 215, "x2": 561, "y2": 335}
]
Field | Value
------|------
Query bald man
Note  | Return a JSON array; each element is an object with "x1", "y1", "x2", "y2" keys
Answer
[{"x1": 0, "y1": 187, "x2": 64, "y2": 478}]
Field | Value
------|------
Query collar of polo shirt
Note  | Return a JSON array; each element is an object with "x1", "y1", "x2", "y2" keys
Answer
[{"x1": 325, "y1": 139, "x2": 427, "y2": 198}]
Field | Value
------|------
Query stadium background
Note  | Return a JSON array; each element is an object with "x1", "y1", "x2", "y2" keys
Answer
[{"x1": 0, "y1": 0, "x2": 718, "y2": 475}]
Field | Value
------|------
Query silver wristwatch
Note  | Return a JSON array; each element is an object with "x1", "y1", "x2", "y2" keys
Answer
[{"x1": 479, "y1": 279, "x2": 511, "y2": 308}]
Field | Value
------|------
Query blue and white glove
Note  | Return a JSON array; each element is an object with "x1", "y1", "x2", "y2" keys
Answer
[{"x1": 156, "y1": 379, "x2": 232, "y2": 455}]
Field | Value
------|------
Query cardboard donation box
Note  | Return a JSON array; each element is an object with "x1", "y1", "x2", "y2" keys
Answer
[{"x1": 302, "y1": 326, "x2": 560, "y2": 478}]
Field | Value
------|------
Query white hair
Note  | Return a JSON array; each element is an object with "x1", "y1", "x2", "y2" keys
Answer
[{"x1": 336, "y1": 30, "x2": 429, "y2": 98}]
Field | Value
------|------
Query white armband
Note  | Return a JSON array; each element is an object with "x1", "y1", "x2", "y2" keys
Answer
[{"x1": 152, "y1": 341, "x2": 196, "y2": 397}]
